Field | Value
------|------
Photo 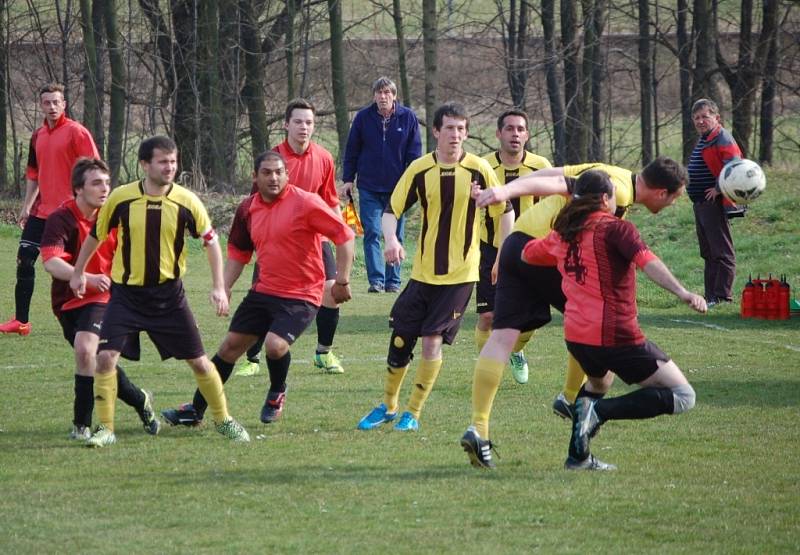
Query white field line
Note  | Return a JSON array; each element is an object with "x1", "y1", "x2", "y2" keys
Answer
[{"x1": 670, "y1": 318, "x2": 800, "y2": 352}]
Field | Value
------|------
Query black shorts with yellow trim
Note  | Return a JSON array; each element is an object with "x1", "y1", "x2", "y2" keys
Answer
[
  {"x1": 229, "y1": 290, "x2": 318, "y2": 345},
  {"x1": 389, "y1": 279, "x2": 474, "y2": 345},
  {"x1": 565, "y1": 339, "x2": 670, "y2": 385}
]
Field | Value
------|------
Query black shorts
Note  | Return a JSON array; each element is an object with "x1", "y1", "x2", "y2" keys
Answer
[
  {"x1": 20, "y1": 215, "x2": 46, "y2": 249},
  {"x1": 230, "y1": 290, "x2": 318, "y2": 345},
  {"x1": 565, "y1": 340, "x2": 670, "y2": 385},
  {"x1": 475, "y1": 241, "x2": 498, "y2": 314},
  {"x1": 389, "y1": 279, "x2": 474, "y2": 345},
  {"x1": 99, "y1": 280, "x2": 205, "y2": 361},
  {"x1": 58, "y1": 303, "x2": 138, "y2": 360},
  {"x1": 492, "y1": 231, "x2": 566, "y2": 331},
  {"x1": 322, "y1": 241, "x2": 336, "y2": 281}
]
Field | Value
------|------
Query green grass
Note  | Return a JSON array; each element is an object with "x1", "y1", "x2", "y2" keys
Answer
[{"x1": 1, "y1": 168, "x2": 799, "y2": 553}]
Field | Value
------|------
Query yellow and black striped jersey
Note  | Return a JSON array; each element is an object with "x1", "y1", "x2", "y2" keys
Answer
[
  {"x1": 93, "y1": 180, "x2": 213, "y2": 287},
  {"x1": 388, "y1": 151, "x2": 509, "y2": 285},
  {"x1": 481, "y1": 150, "x2": 551, "y2": 247}
]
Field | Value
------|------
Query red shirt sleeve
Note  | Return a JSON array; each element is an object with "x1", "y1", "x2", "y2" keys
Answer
[
  {"x1": 227, "y1": 197, "x2": 255, "y2": 263},
  {"x1": 318, "y1": 154, "x2": 340, "y2": 209},
  {"x1": 305, "y1": 195, "x2": 355, "y2": 245},
  {"x1": 606, "y1": 219, "x2": 651, "y2": 264},
  {"x1": 40, "y1": 209, "x2": 72, "y2": 263},
  {"x1": 25, "y1": 131, "x2": 39, "y2": 181},
  {"x1": 521, "y1": 232, "x2": 559, "y2": 266},
  {"x1": 73, "y1": 125, "x2": 100, "y2": 159}
]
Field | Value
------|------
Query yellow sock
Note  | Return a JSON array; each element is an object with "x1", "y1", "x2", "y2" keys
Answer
[
  {"x1": 471, "y1": 357, "x2": 505, "y2": 439},
  {"x1": 406, "y1": 357, "x2": 443, "y2": 419},
  {"x1": 474, "y1": 326, "x2": 491, "y2": 352},
  {"x1": 94, "y1": 370, "x2": 117, "y2": 431},
  {"x1": 513, "y1": 330, "x2": 534, "y2": 353},
  {"x1": 383, "y1": 365, "x2": 408, "y2": 413},
  {"x1": 563, "y1": 353, "x2": 588, "y2": 403},
  {"x1": 195, "y1": 365, "x2": 229, "y2": 423}
]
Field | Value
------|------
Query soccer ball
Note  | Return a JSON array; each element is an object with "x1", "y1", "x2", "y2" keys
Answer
[{"x1": 719, "y1": 158, "x2": 766, "y2": 204}]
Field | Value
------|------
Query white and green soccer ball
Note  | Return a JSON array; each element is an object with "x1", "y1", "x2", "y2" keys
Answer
[{"x1": 719, "y1": 158, "x2": 766, "y2": 205}]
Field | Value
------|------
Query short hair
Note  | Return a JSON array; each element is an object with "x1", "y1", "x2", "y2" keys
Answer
[
  {"x1": 71, "y1": 157, "x2": 109, "y2": 194},
  {"x1": 138, "y1": 135, "x2": 177, "y2": 162},
  {"x1": 433, "y1": 102, "x2": 469, "y2": 131},
  {"x1": 372, "y1": 77, "x2": 397, "y2": 95},
  {"x1": 254, "y1": 151, "x2": 287, "y2": 173},
  {"x1": 691, "y1": 98, "x2": 720, "y2": 115},
  {"x1": 640, "y1": 156, "x2": 688, "y2": 194},
  {"x1": 496, "y1": 109, "x2": 529, "y2": 131},
  {"x1": 284, "y1": 98, "x2": 315, "y2": 123},
  {"x1": 39, "y1": 83, "x2": 65, "y2": 97}
]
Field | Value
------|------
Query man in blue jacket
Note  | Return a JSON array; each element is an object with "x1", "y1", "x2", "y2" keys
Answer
[{"x1": 342, "y1": 77, "x2": 422, "y2": 293}]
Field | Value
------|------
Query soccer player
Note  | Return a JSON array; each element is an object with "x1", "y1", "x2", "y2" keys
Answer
[
  {"x1": 160, "y1": 151, "x2": 354, "y2": 427},
  {"x1": 1, "y1": 83, "x2": 99, "y2": 336},
  {"x1": 341, "y1": 76, "x2": 422, "y2": 293},
  {"x1": 476, "y1": 109, "x2": 551, "y2": 384},
  {"x1": 461, "y1": 157, "x2": 687, "y2": 469},
  {"x1": 69, "y1": 136, "x2": 249, "y2": 447},
  {"x1": 356, "y1": 102, "x2": 514, "y2": 432},
  {"x1": 237, "y1": 99, "x2": 347, "y2": 376},
  {"x1": 41, "y1": 158, "x2": 159, "y2": 440},
  {"x1": 520, "y1": 170, "x2": 705, "y2": 470}
]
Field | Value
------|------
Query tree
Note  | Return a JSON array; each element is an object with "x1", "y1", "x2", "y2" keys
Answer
[
  {"x1": 638, "y1": 0, "x2": 653, "y2": 164},
  {"x1": 328, "y1": 0, "x2": 348, "y2": 161},
  {"x1": 422, "y1": 0, "x2": 438, "y2": 151},
  {"x1": 103, "y1": 0, "x2": 126, "y2": 185},
  {"x1": 0, "y1": 0, "x2": 6, "y2": 190},
  {"x1": 78, "y1": 0, "x2": 102, "y2": 146},
  {"x1": 562, "y1": 0, "x2": 583, "y2": 162},
  {"x1": 542, "y1": 0, "x2": 565, "y2": 165},
  {"x1": 758, "y1": 4, "x2": 779, "y2": 165},
  {"x1": 240, "y1": 0, "x2": 268, "y2": 158},
  {"x1": 392, "y1": 0, "x2": 411, "y2": 106},
  {"x1": 502, "y1": 0, "x2": 530, "y2": 110}
]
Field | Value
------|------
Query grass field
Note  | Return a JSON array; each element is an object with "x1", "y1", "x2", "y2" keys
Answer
[{"x1": 0, "y1": 169, "x2": 799, "y2": 553}]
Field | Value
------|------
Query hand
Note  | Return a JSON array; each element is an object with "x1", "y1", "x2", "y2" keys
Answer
[
  {"x1": 476, "y1": 186, "x2": 509, "y2": 208},
  {"x1": 210, "y1": 287, "x2": 229, "y2": 317},
  {"x1": 683, "y1": 292, "x2": 707, "y2": 314},
  {"x1": 384, "y1": 241, "x2": 405, "y2": 266},
  {"x1": 704, "y1": 187, "x2": 720, "y2": 201},
  {"x1": 85, "y1": 273, "x2": 112, "y2": 293},
  {"x1": 70, "y1": 272, "x2": 87, "y2": 299},
  {"x1": 339, "y1": 181, "x2": 355, "y2": 200},
  {"x1": 331, "y1": 282, "x2": 352, "y2": 304},
  {"x1": 17, "y1": 207, "x2": 30, "y2": 229},
  {"x1": 491, "y1": 259, "x2": 499, "y2": 285}
]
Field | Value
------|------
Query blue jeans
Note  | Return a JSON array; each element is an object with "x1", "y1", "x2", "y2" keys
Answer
[{"x1": 359, "y1": 188, "x2": 404, "y2": 288}]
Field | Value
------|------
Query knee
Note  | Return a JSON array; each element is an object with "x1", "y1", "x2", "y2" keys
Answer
[
  {"x1": 17, "y1": 244, "x2": 38, "y2": 277},
  {"x1": 387, "y1": 332, "x2": 417, "y2": 368},
  {"x1": 264, "y1": 336, "x2": 289, "y2": 359},
  {"x1": 477, "y1": 312, "x2": 493, "y2": 330},
  {"x1": 74, "y1": 345, "x2": 95, "y2": 370},
  {"x1": 671, "y1": 383, "x2": 696, "y2": 414}
]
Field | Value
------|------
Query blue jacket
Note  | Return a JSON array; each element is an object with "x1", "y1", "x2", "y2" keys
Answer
[{"x1": 342, "y1": 102, "x2": 422, "y2": 193}]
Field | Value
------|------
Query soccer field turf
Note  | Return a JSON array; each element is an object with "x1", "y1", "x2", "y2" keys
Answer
[{"x1": 1, "y1": 181, "x2": 798, "y2": 553}]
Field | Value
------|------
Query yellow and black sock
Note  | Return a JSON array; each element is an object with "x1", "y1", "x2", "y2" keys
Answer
[
  {"x1": 195, "y1": 365, "x2": 229, "y2": 423},
  {"x1": 94, "y1": 370, "x2": 117, "y2": 431},
  {"x1": 513, "y1": 330, "x2": 534, "y2": 353},
  {"x1": 383, "y1": 365, "x2": 409, "y2": 414},
  {"x1": 471, "y1": 357, "x2": 505, "y2": 439},
  {"x1": 564, "y1": 353, "x2": 588, "y2": 403},
  {"x1": 407, "y1": 358, "x2": 443, "y2": 419}
]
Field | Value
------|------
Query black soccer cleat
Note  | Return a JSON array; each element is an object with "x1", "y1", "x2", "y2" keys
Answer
[
  {"x1": 161, "y1": 403, "x2": 203, "y2": 427},
  {"x1": 564, "y1": 454, "x2": 616, "y2": 471},
  {"x1": 460, "y1": 426, "x2": 497, "y2": 469}
]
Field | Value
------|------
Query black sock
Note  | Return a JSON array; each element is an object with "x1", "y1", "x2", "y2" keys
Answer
[
  {"x1": 116, "y1": 365, "x2": 145, "y2": 409},
  {"x1": 14, "y1": 275, "x2": 34, "y2": 324},
  {"x1": 594, "y1": 387, "x2": 675, "y2": 421},
  {"x1": 74, "y1": 375, "x2": 94, "y2": 428},
  {"x1": 246, "y1": 334, "x2": 266, "y2": 362},
  {"x1": 267, "y1": 352, "x2": 291, "y2": 393},
  {"x1": 568, "y1": 385, "x2": 608, "y2": 460},
  {"x1": 315, "y1": 306, "x2": 339, "y2": 351},
  {"x1": 576, "y1": 384, "x2": 605, "y2": 401},
  {"x1": 192, "y1": 355, "x2": 235, "y2": 417}
]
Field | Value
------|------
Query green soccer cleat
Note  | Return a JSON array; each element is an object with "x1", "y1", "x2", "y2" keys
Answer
[
  {"x1": 509, "y1": 351, "x2": 529, "y2": 384},
  {"x1": 313, "y1": 351, "x2": 344, "y2": 374},
  {"x1": 86, "y1": 425, "x2": 117, "y2": 448},
  {"x1": 215, "y1": 417, "x2": 251, "y2": 442},
  {"x1": 137, "y1": 389, "x2": 161, "y2": 435},
  {"x1": 234, "y1": 359, "x2": 261, "y2": 377}
]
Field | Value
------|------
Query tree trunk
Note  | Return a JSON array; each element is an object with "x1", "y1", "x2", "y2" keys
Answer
[
  {"x1": 103, "y1": 0, "x2": 125, "y2": 186},
  {"x1": 422, "y1": 0, "x2": 438, "y2": 152},
  {"x1": 392, "y1": 0, "x2": 411, "y2": 107},
  {"x1": 286, "y1": 0, "x2": 296, "y2": 98},
  {"x1": 691, "y1": 0, "x2": 719, "y2": 102},
  {"x1": 542, "y1": 0, "x2": 565, "y2": 165},
  {"x1": 504, "y1": 0, "x2": 529, "y2": 110},
  {"x1": 584, "y1": 0, "x2": 605, "y2": 161},
  {"x1": 171, "y1": 0, "x2": 199, "y2": 178},
  {"x1": 241, "y1": 0, "x2": 268, "y2": 158},
  {"x1": 676, "y1": 0, "x2": 694, "y2": 163},
  {"x1": 78, "y1": 0, "x2": 101, "y2": 146},
  {"x1": 0, "y1": 0, "x2": 6, "y2": 190},
  {"x1": 758, "y1": 5, "x2": 779, "y2": 165},
  {"x1": 638, "y1": 0, "x2": 653, "y2": 164},
  {"x1": 328, "y1": 0, "x2": 349, "y2": 162},
  {"x1": 562, "y1": 0, "x2": 583, "y2": 163}
]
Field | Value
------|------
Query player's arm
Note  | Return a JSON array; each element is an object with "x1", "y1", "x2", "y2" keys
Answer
[
  {"x1": 331, "y1": 237, "x2": 355, "y2": 304},
  {"x1": 641, "y1": 256, "x2": 707, "y2": 313},
  {"x1": 222, "y1": 258, "x2": 245, "y2": 302},
  {"x1": 45, "y1": 256, "x2": 111, "y2": 294},
  {"x1": 204, "y1": 237, "x2": 229, "y2": 317},
  {"x1": 492, "y1": 209, "x2": 515, "y2": 284},
  {"x1": 69, "y1": 234, "x2": 101, "y2": 298},
  {"x1": 382, "y1": 211, "x2": 404, "y2": 265},
  {"x1": 476, "y1": 167, "x2": 567, "y2": 208}
]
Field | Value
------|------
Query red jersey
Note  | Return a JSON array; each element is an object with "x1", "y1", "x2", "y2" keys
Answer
[
  {"x1": 25, "y1": 115, "x2": 100, "y2": 218},
  {"x1": 227, "y1": 184, "x2": 354, "y2": 306},
  {"x1": 522, "y1": 212, "x2": 658, "y2": 346},
  {"x1": 252, "y1": 141, "x2": 339, "y2": 208},
  {"x1": 40, "y1": 199, "x2": 117, "y2": 315}
]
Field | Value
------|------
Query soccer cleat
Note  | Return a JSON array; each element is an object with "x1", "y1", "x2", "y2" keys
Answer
[
  {"x1": 0, "y1": 318, "x2": 31, "y2": 336},
  {"x1": 571, "y1": 397, "x2": 603, "y2": 460},
  {"x1": 161, "y1": 403, "x2": 203, "y2": 427},
  {"x1": 260, "y1": 390, "x2": 286, "y2": 424},
  {"x1": 552, "y1": 392, "x2": 574, "y2": 420},
  {"x1": 86, "y1": 425, "x2": 117, "y2": 448},
  {"x1": 136, "y1": 389, "x2": 161, "y2": 435},
  {"x1": 460, "y1": 426, "x2": 496, "y2": 469},
  {"x1": 313, "y1": 351, "x2": 344, "y2": 374},
  {"x1": 393, "y1": 411, "x2": 419, "y2": 432},
  {"x1": 367, "y1": 283, "x2": 384, "y2": 293},
  {"x1": 564, "y1": 454, "x2": 616, "y2": 471},
  {"x1": 509, "y1": 351, "x2": 529, "y2": 384},
  {"x1": 356, "y1": 403, "x2": 397, "y2": 430},
  {"x1": 69, "y1": 425, "x2": 91, "y2": 441},
  {"x1": 234, "y1": 359, "x2": 261, "y2": 377},
  {"x1": 215, "y1": 417, "x2": 250, "y2": 442}
]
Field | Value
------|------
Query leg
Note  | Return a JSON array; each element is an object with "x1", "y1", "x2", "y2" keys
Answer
[
  {"x1": 192, "y1": 331, "x2": 258, "y2": 418},
  {"x1": 314, "y1": 243, "x2": 344, "y2": 373},
  {"x1": 401, "y1": 334, "x2": 443, "y2": 428},
  {"x1": 86, "y1": 349, "x2": 122, "y2": 448},
  {"x1": 72, "y1": 331, "x2": 98, "y2": 433},
  {"x1": 359, "y1": 188, "x2": 387, "y2": 290},
  {"x1": 470, "y1": 328, "x2": 519, "y2": 439},
  {"x1": 241, "y1": 263, "x2": 264, "y2": 373},
  {"x1": 260, "y1": 333, "x2": 291, "y2": 423},
  {"x1": 699, "y1": 201, "x2": 736, "y2": 302},
  {"x1": 187, "y1": 354, "x2": 250, "y2": 442}
]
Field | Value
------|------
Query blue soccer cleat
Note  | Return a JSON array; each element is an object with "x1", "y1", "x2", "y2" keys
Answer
[
  {"x1": 356, "y1": 403, "x2": 397, "y2": 430},
  {"x1": 393, "y1": 411, "x2": 419, "y2": 432}
]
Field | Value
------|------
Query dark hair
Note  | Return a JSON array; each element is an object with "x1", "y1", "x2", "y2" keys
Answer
[
  {"x1": 496, "y1": 109, "x2": 529, "y2": 131},
  {"x1": 138, "y1": 135, "x2": 177, "y2": 162},
  {"x1": 691, "y1": 98, "x2": 720, "y2": 116},
  {"x1": 284, "y1": 98, "x2": 315, "y2": 123},
  {"x1": 254, "y1": 151, "x2": 286, "y2": 173},
  {"x1": 433, "y1": 102, "x2": 469, "y2": 131},
  {"x1": 553, "y1": 170, "x2": 613, "y2": 244},
  {"x1": 39, "y1": 82, "x2": 65, "y2": 97},
  {"x1": 372, "y1": 77, "x2": 397, "y2": 95},
  {"x1": 71, "y1": 157, "x2": 109, "y2": 194},
  {"x1": 640, "y1": 156, "x2": 687, "y2": 194}
]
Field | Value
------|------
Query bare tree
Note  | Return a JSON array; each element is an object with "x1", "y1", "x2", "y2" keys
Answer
[
  {"x1": 542, "y1": 0, "x2": 565, "y2": 165},
  {"x1": 638, "y1": 0, "x2": 653, "y2": 164},
  {"x1": 392, "y1": 0, "x2": 411, "y2": 106},
  {"x1": 103, "y1": 0, "x2": 125, "y2": 185},
  {"x1": 0, "y1": 0, "x2": 6, "y2": 189},
  {"x1": 758, "y1": 4, "x2": 780, "y2": 165},
  {"x1": 422, "y1": 0, "x2": 438, "y2": 151},
  {"x1": 501, "y1": 0, "x2": 530, "y2": 110},
  {"x1": 562, "y1": 0, "x2": 583, "y2": 162},
  {"x1": 328, "y1": 0, "x2": 348, "y2": 161}
]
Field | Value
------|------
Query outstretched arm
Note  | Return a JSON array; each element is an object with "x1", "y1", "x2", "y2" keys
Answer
[
  {"x1": 476, "y1": 168, "x2": 567, "y2": 208},
  {"x1": 643, "y1": 258, "x2": 707, "y2": 313}
]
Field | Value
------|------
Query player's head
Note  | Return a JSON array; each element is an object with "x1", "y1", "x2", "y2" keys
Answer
[
  {"x1": 433, "y1": 102, "x2": 469, "y2": 132},
  {"x1": 433, "y1": 102, "x2": 469, "y2": 160},
  {"x1": 638, "y1": 156, "x2": 687, "y2": 213},
  {"x1": 691, "y1": 98, "x2": 722, "y2": 136},
  {"x1": 284, "y1": 98, "x2": 316, "y2": 146},
  {"x1": 555, "y1": 170, "x2": 615, "y2": 243},
  {"x1": 496, "y1": 109, "x2": 530, "y2": 156},
  {"x1": 138, "y1": 136, "x2": 178, "y2": 187},
  {"x1": 372, "y1": 77, "x2": 397, "y2": 113},
  {"x1": 39, "y1": 82, "x2": 66, "y2": 126},
  {"x1": 253, "y1": 151, "x2": 289, "y2": 202},
  {"x1": 71, "y1": 157, "x2": 111, "y2": 209}
]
